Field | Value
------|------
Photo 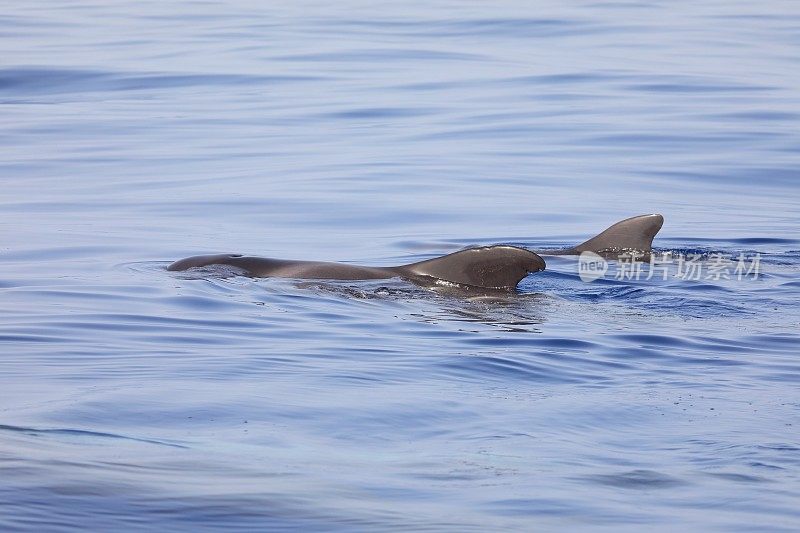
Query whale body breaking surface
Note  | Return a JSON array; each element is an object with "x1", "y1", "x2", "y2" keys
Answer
[{"x1": 168, "y1": 214, "x2": 664, "y2": 290}]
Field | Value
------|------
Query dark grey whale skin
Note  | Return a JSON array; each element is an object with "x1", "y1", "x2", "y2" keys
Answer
[
  {"x1": 534, "y1": 213, "x2": 664, "y2": 258},
  {"x1": 167, "y1": 214, "x2": 664, "y2": 290},
  {"x1": 168, "y1": 245, "x2": 546, "y2": 291}
]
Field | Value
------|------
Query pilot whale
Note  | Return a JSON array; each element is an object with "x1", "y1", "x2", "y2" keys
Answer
[
  {"x1": 167, "y1": 214, "x2": 663, "y2": 290},
  {"x1": 533, "y1": 213, "x2": 664, "y2": 258},
  {"x1": 168, "y1": 245, "x2": 545, "y2": 290}
]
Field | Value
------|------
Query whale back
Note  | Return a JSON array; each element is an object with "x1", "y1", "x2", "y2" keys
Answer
[{"x1": 167, "y1": 254, "x2": 390, "y2": 279}]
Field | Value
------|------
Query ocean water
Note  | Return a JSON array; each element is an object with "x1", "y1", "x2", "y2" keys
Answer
[{"x1": 1, "y1": 1, "x2": 799, "y2": 531}]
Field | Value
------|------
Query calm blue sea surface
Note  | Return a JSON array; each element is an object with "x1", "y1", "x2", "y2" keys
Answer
[{"x1": 1, "y1": 1, "x2": 799, "y2": 531}]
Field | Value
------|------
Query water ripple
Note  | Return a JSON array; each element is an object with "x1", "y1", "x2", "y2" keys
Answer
[{"x1": 1, "y1": 0, "x2": 799, "y2": 530}]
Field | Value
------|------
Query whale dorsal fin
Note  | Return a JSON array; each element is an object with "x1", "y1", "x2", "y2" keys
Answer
[
  {"x1": 396, "y1": 246, "x2": 545, "y2": 289},
  {"x1": 572, "y1": 214, "x2": 663, "y2": 254}
]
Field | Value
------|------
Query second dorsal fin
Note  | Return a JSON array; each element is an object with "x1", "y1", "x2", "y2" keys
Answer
[{"x1": 572, "y1": 214, "x2": 663, "y2": 254}]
